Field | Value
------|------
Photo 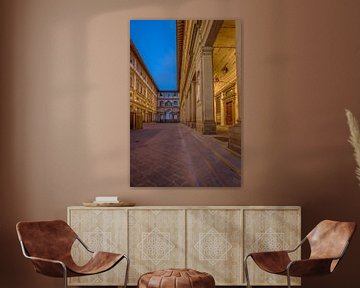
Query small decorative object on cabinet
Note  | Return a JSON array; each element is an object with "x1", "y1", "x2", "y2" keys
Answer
[
  {"x1": 244, "y1": 220, "x2": 356, "y2": 288},
  {"x1": 68, "y1": 206, "x2": 301, "y2": 286},
  {"x1": 83, "y1": 195, "x2": 135, "y2": 207},
  {"x1": 16, "y1": 220, "x2": 129, "y2": 288},
  {"x1": 82, "y1": 201, "x2": 135, "y2": 207}
]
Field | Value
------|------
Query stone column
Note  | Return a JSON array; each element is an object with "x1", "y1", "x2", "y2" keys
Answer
[
  {"x1": 186, "y1": 91, "x2": 191, "y2": 126},
  {"x1": 179, "y1": 99, "x2": 182, "y2": 123},
  {"x1": 228, "y1": 20, "x2": 242, "y2": 154},
  {"x1": 197, "y1": 46, "x2": 216, "y2": 134},
  {"x1": 195, "y1": 71, "x2": 202, "y2": 126},
  {"x1": 184, "y1": 95, "x2": 187, "y2": 125},
  {"x1": 181, "y1": 99, "x2": 186, "y2": 124},
  {"x1": 220, "y1": 92, "x2": 225, "y2": 126},
  {"x1": 190, "y1": 80, "x2": 196, "y2": 128}
]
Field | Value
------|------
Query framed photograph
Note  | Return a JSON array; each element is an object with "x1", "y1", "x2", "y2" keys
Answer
[{"x1": 130, "y1": 20, "x2": 241, "y2": 187}]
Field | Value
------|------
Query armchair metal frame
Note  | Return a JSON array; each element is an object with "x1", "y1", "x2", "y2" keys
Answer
[
  {"x1": 243, "y1": 220, "x2": 356, "y2": 288},
  {"x1": 17, "y1": 220, "x2": 129, "y2": 288}
]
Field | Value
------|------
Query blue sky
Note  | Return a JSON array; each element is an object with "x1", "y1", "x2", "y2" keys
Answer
[{"x1": 130, "y1": 20, "x2": 177, "y2": 90}]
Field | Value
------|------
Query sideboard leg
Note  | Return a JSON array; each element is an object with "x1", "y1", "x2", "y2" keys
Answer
[
  {"x1": 244, "y1": 254, "x2": 252, "y2": 288},
  {"x1": 123, "y1": 255, "x2": 130, "y2": 288}
]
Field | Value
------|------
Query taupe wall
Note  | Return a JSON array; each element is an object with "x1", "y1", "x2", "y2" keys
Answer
[{"x1": 1, "y1": 0, "x2": 360, "y2": 287}]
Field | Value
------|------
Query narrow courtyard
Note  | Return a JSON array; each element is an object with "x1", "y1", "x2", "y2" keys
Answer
[{"x1": 131, "y1": 123, "x2": 241, "y2": 187}]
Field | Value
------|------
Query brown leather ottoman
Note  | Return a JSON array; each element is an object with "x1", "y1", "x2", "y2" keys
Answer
[{"x1": 138, "y1": 268, "x2": 215, "y2": 288}]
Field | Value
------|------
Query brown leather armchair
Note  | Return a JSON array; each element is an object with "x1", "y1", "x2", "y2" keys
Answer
[
  {"x1": 16, "y1": 220, "x2": 129, "y2": 288},
  {"x1": 244, "y1": 220, "x2": 356, "y2": 288}
]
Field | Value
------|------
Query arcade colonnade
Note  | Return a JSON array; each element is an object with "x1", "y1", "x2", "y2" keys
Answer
[{"x1": 176, "y1": 20, "x2": 242, "y2": 153}]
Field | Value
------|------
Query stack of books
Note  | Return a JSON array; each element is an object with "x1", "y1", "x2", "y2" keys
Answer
[{"x1": 93, "y1": 196, "x2": 119, "y2": 204}]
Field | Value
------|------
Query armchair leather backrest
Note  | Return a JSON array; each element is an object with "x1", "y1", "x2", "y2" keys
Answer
[
  {"x1": 307, "y1": 220, "x2": 356, "y2": 261},
  {"x1": 16, "y1": 220, "x2": 77, "y2": 262}
]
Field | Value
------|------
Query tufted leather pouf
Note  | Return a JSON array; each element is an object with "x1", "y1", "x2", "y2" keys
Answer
[{"x1": 138, "y1": 268, "x2": 215, "y2": 288}]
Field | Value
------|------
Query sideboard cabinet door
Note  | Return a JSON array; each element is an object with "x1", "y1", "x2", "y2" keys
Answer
[
  {"x1": 128, "y1": 209, "x2": 186, "y2": 284},
  {"x1": 243, "y1": 208, "x2": 301, "y2": 286},
  {"x1": 67, "y1": 208, "x2": 127, "y2": 286},
  {"x1": 187, "y1": 209, "x2": 243, "y2": 285}
]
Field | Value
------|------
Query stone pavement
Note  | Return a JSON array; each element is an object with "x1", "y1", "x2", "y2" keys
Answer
[{"x1": 130, "y1": 123, "x2": 241, "y2": 187}]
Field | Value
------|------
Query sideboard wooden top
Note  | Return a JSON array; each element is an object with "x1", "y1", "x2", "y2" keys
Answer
[{"x1": 68, "y1": 205, "x2": 301, "y2": 210}]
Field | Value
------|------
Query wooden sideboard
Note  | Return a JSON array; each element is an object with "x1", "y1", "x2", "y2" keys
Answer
[{"x1": 67, "y1": 206, "x2": 301, "y2": 286}]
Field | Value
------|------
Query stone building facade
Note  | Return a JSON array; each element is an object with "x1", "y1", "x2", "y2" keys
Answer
[
  {"x1": 176, "y1": 20, "x2": 241, "y2": 153},
  {"x1": 157, "y1": 90, "x2": 180, "y2": 122},
  {"x1": 130, "y1": 40, "x2": 159, "y2": 129}
]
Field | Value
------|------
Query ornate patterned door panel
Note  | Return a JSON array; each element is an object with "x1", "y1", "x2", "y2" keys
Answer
[
  {"x1": 187, "y1": 209, "x2": 243, "y2": 285},
  {"x1": 128, "y1": 209, "x2": 186, "y2": 284},
  {"x1": 243, "y1": 209, "x2": 301, "y2": 286},
  {"x1": 67, "y1": 208, "x2": 127, "y2": 286}
]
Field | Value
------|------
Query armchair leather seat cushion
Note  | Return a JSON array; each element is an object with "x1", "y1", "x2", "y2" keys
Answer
[
  {"x1": 250, "y1": 251, "x2": 291, "y2": 274},
  {"x1": 138, "y1": 268, "x2": 215, "y2": 288},
  {"x1": 250, "y1": 251, "x2": 334, "y2": 277},
  {"x1": 66, "y1": 251, "x2": 124, "y2": 276}
]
